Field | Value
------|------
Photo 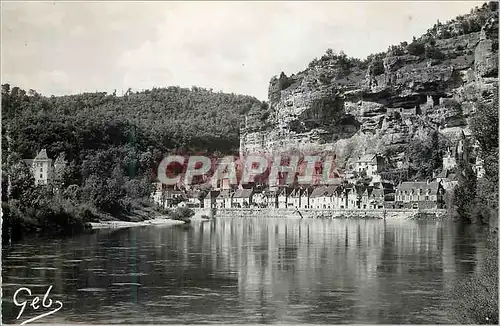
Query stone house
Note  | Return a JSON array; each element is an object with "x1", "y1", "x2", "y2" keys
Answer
[
  {"x1": 186, "y1": 190, "x2": 204, "y2": 208},
  {"x1": 368, "y1": 188, "x2": 385, "y2": 209},
  {"x1": 350, "y1": 154, "x2": 386, "y2": 178},
  {"x1": 342, "y1": 186, "x2": 358, "y2": 209},
  {"x1": 203, "y1": 190, "x2": 220, "y2": 209},
  {"x1": 442, "y1": 146, "x2": 458, "y2": 171},
  {"x1": 151, "y1": 182, "x2": 165, "y2": 206},
  {"x1": 395, "y1": 181, "x2": 445, "y2": 209},
  {"x1": 252, "y1": 191, "x2": 267, "y2": 207},
  {"x1": 300, "y1": 187, "x2": 314, "y2": 209},
  {"x1": 232, "y1": 188, "x2": 253, "y2": 208},
  {"x1": 216, "y1": 190, "x2": 232, "y2": 208},
  {"x1": 309, "y1": 186, "x2": 326, "y2": 209},
  {"x1": 277, "y1": 188, "x2": 293, "y2": 208},
  {"x1": 289, "y1": 188, "x2": 302, "y2": 208},
  {"x1": 164, "y1": 189, "x2": 186, "y2": 208},
  {"x1": 317, "y1": 185, "x2": 338, "y2": 209},
  {"x1": 266, "y1": 190, "x2": 279, "y2": 208},
  {"x1": 357, "y1": 187, "x2": 370, "y2": 209}
]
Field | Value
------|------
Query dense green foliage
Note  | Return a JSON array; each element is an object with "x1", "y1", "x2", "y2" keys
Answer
[
  {"x1": 1, "y1": 84, "x2": 260, "y2": 241},
  {"x1": 453, "y1": 93, "x2": 498, "y2": 225},
  {"x1": 407, "y1": 131, "x2": 446, "y2": 180},
  {"x1": 169, "y1": 207, "x2": 195, "y2": 222},
  {"x1": 302, "y1": 2, "x2": 498, "y2": 78}
]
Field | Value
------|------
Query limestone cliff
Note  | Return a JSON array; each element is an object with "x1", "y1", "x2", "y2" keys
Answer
[{"x1": 240, "y1": 2, "x2": 498, "y2": 169}]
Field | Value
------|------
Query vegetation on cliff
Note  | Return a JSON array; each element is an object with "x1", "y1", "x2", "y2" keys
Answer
[{"x1": 452, "y1": 92, "x2": 499, "y2": 225}]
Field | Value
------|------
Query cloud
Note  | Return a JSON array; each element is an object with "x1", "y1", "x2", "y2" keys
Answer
[{"x1": 2, "y1": 1, "x2": 486, "y2": 100}]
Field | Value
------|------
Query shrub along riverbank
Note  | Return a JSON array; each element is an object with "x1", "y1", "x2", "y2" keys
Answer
[{"x1": 449, "y1": 232, "x2": 498, "y2": 324}]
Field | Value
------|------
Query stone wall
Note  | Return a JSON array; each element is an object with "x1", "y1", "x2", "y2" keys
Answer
[{"x1": 210, "y1": 208, "x2": 448, "y2": 220}]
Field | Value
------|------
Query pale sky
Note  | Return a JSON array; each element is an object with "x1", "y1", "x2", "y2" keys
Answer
[{"x1": 2, "y1": 1, "x2": 484, "y2": 100}]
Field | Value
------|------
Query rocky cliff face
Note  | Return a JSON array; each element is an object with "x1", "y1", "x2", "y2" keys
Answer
[{"x1": 240, "y1": 2, "x2": 498, "y2": 168}]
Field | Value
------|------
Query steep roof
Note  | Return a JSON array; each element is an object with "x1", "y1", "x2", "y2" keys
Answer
[
  {"x1": 397, "y1": 182, "x2": 441, "y2": 194},
  {"x1": 217, "y1": 191, "x2": 232, "y2": 199},
  {"x1": 356, "y1": 154, "x2": 376, "y2": 163},
  {"x1": 233, "y1": 188, "x2": 253, "y2": 198},
  {"x1": 34, "y1": 149, "x2": 49, "y2": 160},
  {"x1": 23, "y1": 159, "x2": 33, "y2": 166},
  {"x1": 310, "y1": 186, "x2": 336, "y2": 198},
  {"x1": 290, "y1": 188, "x2": 303, "y2": 197},
  {"x1": 301, "y1": 187, "x2": 314, "y2": 196},
  {"x1": 277, "y1": 188, "x2": 293, "y2": 196},
  {"x1": 370, "y1": 189, "x2": 384, "y2": 197}
]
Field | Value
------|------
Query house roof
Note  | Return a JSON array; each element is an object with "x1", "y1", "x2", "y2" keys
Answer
[
  {"x1": 370, "y1": 189, "x2": 384, "y2": 197},
  {"x1": 301, "y1": 187, "x2": 314, "y2": 196},
  {"x1": 206, "y1": 190, "x2": 220, "y2": 198},
  {"x1": 277, "y1": 188, "x2": 293, "y2": 196},
  {"x1": 356, "y1": 154, "x2": 376, "y2": 163},
  {"x1": 217, "y1": 191, "x2": 232, "y2": 199},
  {"x1": 233, "y1": 189, "x2": 253, "y2": 198},
  {"x1": 34, "y1": 149, "x2": 49, "y2": 160},
  {"x1": 310, "y1": 186, "x2": 325, "y2": 198},
  {"x1": 310, "y1": 186, "x2": 337, "y2": 198},
  {"x1": 290, "y1": 188, "x2": 302, "y2": 197},
  {"x1": 397, "y1": 182, "x2": 441, "y2": 194},
  {"x1": 23, "y1": 159, "x2": 33, "y2": 166}
]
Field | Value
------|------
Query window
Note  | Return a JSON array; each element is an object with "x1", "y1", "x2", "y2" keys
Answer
[
  {"x1": 39, "y1": 174, "x2": 43, "y2": 179},
  {"x1": 40, "y1": 167, "x2": 43, "y2": 172},
  {"x1": 425, "y1": 196, "x2": 429, "y2": 201}
]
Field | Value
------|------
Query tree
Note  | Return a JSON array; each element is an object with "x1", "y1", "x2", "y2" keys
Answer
[{"x1": 453, "y1": 139, "x2": 477, "y2": 222}]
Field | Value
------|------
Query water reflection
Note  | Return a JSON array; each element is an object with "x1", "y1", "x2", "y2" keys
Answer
[{"x1": 2, "y1": 218, "x2": 488, "y2": 324}]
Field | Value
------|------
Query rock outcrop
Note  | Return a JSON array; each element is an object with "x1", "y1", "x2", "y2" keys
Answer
[{"x1": 240, "y1": 2, "x2": 498, "y2": 169}]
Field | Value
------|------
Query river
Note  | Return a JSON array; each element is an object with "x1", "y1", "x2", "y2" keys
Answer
[{"x1": 1, "y1": 217, "x2": 489, "y2": 324}]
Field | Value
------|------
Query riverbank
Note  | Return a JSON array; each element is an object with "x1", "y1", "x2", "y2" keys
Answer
[
  {"x1": 88, "y1": 216, "x2": 185, "y2": 229},
  {"x1": 1, "y1": 199, "x2": 171, "y2": 245},
  {"x1": 199, "y1": 207, "x2": 449, "y2": 220}
]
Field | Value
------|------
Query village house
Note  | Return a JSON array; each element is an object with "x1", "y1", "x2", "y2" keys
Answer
[
  {"x1": 350, "y1": 154, "x2": 386, "y2": 178},
  {"x1": 289, "y1": 188, "x2": 302, "y2": 208},
  {"x1": 151, "y1": 182, "x2": 165, "y2": 207},
  {"x1": 186, "y1": 190, "x2": 204, "y2": 208},
  {"x1": 342, "y1": 186, "x2": 358, "y2": 209},
  {"x1": 474, "y1": 156, "x2": 485, "y2": 179},
  {"x1": 277, "y1": 187, "x2": 293, "y2": 208},
  {"x1": 384, "y1": 193, "x2": 396, "y2": 209},
  {"x1": 395, "y1": 181, "x2": 445, "y2": 209},
  {"x1": 436, "y1": 169, "x2": 458, "y2": 191},
  {"x1": 442, "y1": 146, "x2": 458, "y2": 171},
  {"x1": 203, "y1": 190, "x2": 220, "y2": 209},
  {"x1": 357, "y1": 187, "x2": 370, "y2": 209},
  {"x1": 317, "y1": 185, "x2": 337, "y2": 209},
  {"x1": 216, "y1": 190, "x2": 232, "y2": 208},
  {"x1": 252, "y1": 191, "x2": 267, "y2": 207},
  {"x1": 368, "y1": 188, "x2": 385, "y2": 209},
  {"x1": 164, "y1": 189, "x2": 186, "y2": 208},
  {"x1": 266, "y1": 190, "x2": 279, "y2": 208},
  {"x1": 300, "y1": 187, "x2": 314, "y2": 209},
  {"x1": 232, "y1": 188, "x2": 253, "y2": 208},
  {"x1": 309, "y1": 186, "x2": 325, "y2": 209}
]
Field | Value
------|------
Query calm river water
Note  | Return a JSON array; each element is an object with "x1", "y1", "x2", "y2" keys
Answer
[{"x1": 2, "y1": 217, "x2": 490, "y2": 324}]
